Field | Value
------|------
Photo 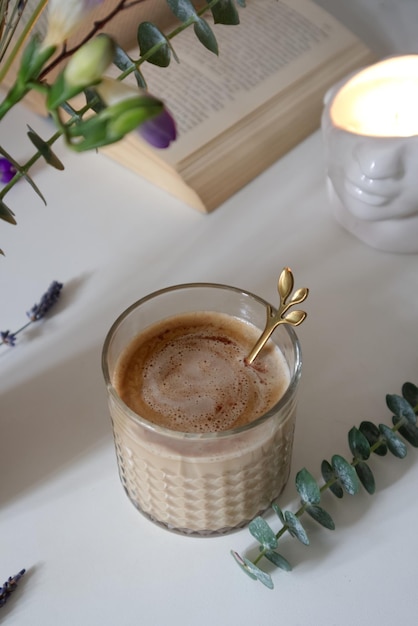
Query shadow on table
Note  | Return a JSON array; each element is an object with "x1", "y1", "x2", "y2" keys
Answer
[{"x1": 0, "y1": 343, "x2": 112, "y2": 507}]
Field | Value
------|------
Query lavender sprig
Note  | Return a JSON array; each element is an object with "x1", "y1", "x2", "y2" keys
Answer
[
  {"x1": 1, "y1": 280, "x2": 63, "y2": 347},
  {"x1": 0, "y1": 569, "x2": 26, "y2": 608}
]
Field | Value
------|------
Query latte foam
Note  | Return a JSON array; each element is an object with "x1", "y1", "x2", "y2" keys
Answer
[{"x1": 114, "y1": 311, "x2": 289, "y2": 433}]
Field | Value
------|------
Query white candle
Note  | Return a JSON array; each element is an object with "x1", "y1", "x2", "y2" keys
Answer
[{"x1": 330, "y1": 55, "x2": 418, "y2": 137}]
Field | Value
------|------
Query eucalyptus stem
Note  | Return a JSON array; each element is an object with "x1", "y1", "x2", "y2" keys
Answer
[
  {"x1": 233, "y1": 383, "x2": 418, "y2": 588},
  {"x1": 118, "y1": 0, "x2": 226, "y2": 81}
]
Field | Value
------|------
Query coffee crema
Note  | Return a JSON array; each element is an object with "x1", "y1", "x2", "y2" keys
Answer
[{"x1": 114, "y1": 311, "x2": 289, "y2": 433}]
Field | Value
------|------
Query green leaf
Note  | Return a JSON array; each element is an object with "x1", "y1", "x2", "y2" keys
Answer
[
  {"x1": 113, "y1": 44, "x2": 146, "y2": 87},
  {"x1": 321, "y1": 459, "x2": 344, "y2": 498},
  {"x1": 284, "y1": 510, "x2": 309, "y2": 545},
  {"x1": 355, "y1": 461, "x2": 376, "y2": 494},
  {"x1": 17, "y1": 35, "x2": 54, "y2": 82},
  {"x1": 386, "y1": 394, "x2": 417, "y2": 425},
  {"x1": 21, "y1": 171, "x2": 47, "y2": 205},
  {"x1": 0, "y1": 199, "x2": 16, "y2": 225},
  {"x1": 27, "y1": 127, "x2": 64, "y2": 170},
  {"x1": 306, "y1": 505, "x2": 335, "y2": 530},
  {"x1": 137, "y1": 23, "x2": 172, "y2": 67},
  {"x1": 230, "y1": 551, "x2": 257, "y2": 580},
  {"x1": 379, "y1": 424, "x2": 407, "y2": 458},
  {"x1": 359, "y1": 421, "x2": 388, "y2": 456},
  {"x1": 348, "y1": 426, "x2": 371, "y2": 460},
  {"x1": 211, "y1": 0, "x2": 240, "y2": 25},
  {"x1": 295, "y1": 467, "x2": 320, "y2": 505},
  {"x1": 331, "y1": 455, "x2": 360, "y2": 495},
  {"x1": 402, "y1": 382, "x2": 418, "y2": 409},
  {"x1": 193, "y1": 18, "x2": 218, "y2": 54},
  {"x1": 166, "y1": 0, "x2": 197, "y2": 22},
  {"x1": 264, "y1": 550, "x2": 292, "y2": 571},
  {"x1": 231, "y1": 551, "x2": 274, "y2": 589},
  {"x1": 392, "y1": 415, "x2": 418, "y2": 447},
  {"x1": 243, "y1": 559, "x2": 274, "y2": 589},
  {"x1": 248, "y1": 517, "x2": 278, "y2": 550},
  {"x1": 271, "y1": 503, "x2": 285, "y2": 523}
]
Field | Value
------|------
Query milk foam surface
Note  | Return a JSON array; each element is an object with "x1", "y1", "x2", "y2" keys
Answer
[{"x1": 114, "y1": 311, "x2": 289, "y2": 432}]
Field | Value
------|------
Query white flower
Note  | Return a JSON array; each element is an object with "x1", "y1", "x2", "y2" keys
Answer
[
  {"x1": 95, "y1": 77, "x2": 144, "y2": 106},
  {"x1": 64, "y1": 35, "x2": 114, "y2": 89},
  {"x1": 43, "y1": 0, "x2": 104, "y2": 48}
]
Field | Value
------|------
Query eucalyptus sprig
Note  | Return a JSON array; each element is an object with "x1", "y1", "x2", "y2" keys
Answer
[
  {"x1": 232, "y1": 382, "x2": 418, "y2": 589},
  {"x1": 0, "y1": 0, "x2": 247, "y2": 253}
]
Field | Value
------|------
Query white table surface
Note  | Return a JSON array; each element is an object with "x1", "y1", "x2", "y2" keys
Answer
[{"x1": 1, "y1": 1, "x2": 418, "y2": 624}]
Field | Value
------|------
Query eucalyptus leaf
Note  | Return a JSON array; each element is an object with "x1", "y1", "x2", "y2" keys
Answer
[
  {"x1": 379, "y1": 424, "x2": 408, "y2": 458},
  {"x1": 386, "y1": 393, "x2": 417, "y2": 425},
  {"x1": 84, "y1": 88, "x2": 106, "y2": 114},
  {"x1": 321, "y1": 459, "x2": 344, "y2": 498},
  {"x1": 306, "y1": 505, "x2": 335, "y2": 530},
  {"x1": 248, "y1": 517, "x2": 278, "y2": 550},
  {"x1": 359, "y1": 421, "x2": 388, "y2": 456},
  {"x1": 0, "y1": 199, "x2": 16, "y2": 225},
  {"x1": 113, "y1": 44, "x2": 147, "y2": 87},
  {"x1": 193, "y1": 18, "x2": 219, "y2": 54},
  {"x1": 264, "y1": 551, "x2": 292, "y2": 572},
  {"x1": 230, "y1": 551, "x2": 257, "y2": 581},
  {"x1": 21, "y1": 172, "x2": 47, "y2": 205},
  {"x1": 331, "y1": 455, "x2": 359, "y2": 495},
  {"x1": 392, "y1": 415, "x2": 418, "y2": 447},
  {"x1": 211, "y1": 0, "x2": 240, "y2": 25},
  {"x1": 284, "y1": 510, "x2": 309, "y2": 545},
  {"x1": 271, "y1": 503, "x2": 285, "y2": 523},
  {"x1": 348, "y1": 426, "x2": 371, "y2": 460},
  {"x1": 402, "y1": 382, "x2": 418, "y2": 409},
  {"x1": 166, "y1": 0, "x2": 197, "y2": 22},
  {"x1": 295, "y1": 467, "x2": 320, "y2": 505},
  {"x1": 243, "y1": 559, "x2": 274, "y2": 589},
  {"x1": 27, "y1": 127, "x2": 64, "y2": 170},
  {"x1": 355, "y1": 461, "x2": 376, "y2": 494},
  {"x1": 137, "y1": 23, "x2": 172, "y2": 67}
]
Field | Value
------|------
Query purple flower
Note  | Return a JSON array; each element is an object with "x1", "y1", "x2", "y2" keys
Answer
[
  {"x1": 0, "y1": 570, "x2": 26, "y2": 607},
  {"x1": 0, "y1": 157, "x2": 16, "y2": 184},
  {"x1": 137, "y1": 108, "x2": 177, "y2": 149},
  {"x1": 0, "y1": 330, "x2": 17, "y2": 346},
  {"x1": 26, "y1": 281, "x2": 63, "y2": 321}
]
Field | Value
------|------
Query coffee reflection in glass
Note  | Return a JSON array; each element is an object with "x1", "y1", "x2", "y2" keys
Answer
[{"x1": 102, "y1": 283, "x2": 302, "y2": 536}]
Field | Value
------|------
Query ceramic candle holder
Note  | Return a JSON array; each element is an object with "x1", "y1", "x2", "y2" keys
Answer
[{"x1": 321, "y1": 55, "x2": 418, "y2": 254}]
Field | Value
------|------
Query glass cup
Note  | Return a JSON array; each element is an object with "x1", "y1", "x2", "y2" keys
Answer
[{"x1": 102, "y1": 283, "x2": 302, "y2": 536}]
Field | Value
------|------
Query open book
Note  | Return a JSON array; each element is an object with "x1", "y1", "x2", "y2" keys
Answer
[
  {"x1": 7, "y1": 0, "x2": 375, "y2": 212},
  {"x1": 100, "y1": 0, "x2": 374, "y2": 212}
]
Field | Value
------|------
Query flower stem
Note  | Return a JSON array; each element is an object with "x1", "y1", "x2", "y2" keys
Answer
[{"x1": 0, "y1": 0, "x2": 49, "y2": 83}]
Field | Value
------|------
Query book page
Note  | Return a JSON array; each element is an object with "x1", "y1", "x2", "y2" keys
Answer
[{"x1": 134, "y1": 0, "x2": 362, "y2": 163}]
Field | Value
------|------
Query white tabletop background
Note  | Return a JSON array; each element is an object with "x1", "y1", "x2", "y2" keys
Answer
[{"x1": 1, "y1": 1, "x2": 418, "y2": 624}]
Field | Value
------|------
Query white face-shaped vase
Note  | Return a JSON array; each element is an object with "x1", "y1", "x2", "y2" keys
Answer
[{"x1": 321, "y1": 55, "x2": 418, "y2": 253}]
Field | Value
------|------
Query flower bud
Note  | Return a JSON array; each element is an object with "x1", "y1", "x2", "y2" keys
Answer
[
  {"x1": 138, "y1": 109, "x2": 177, "y2": 148},
  {"x1": 0, "y1": 158, "x2": 16, "y2": 184},
  {"x1": 43, "y1": 0, "x2": 104, "y2": 48},
  {"x1": 95, "y1": 78, "x2": 176, "y2": 148},
  {"x1": 64, "y1": 35, "x2": 115, "y2": 89}
]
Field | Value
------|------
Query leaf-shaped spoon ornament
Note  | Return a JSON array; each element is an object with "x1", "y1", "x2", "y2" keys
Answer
[{"x1": 245, "y1": 267, "x2": 309, "y2": 365}]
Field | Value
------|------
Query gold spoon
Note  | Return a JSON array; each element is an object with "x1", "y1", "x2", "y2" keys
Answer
[{"x1": 245, "y1": 267, "x2": 309, "y2": 365}]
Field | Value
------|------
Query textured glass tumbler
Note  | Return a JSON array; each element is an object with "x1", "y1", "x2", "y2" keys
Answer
[{"x1": 102, "y1": 283, "x2": 302, "y2": 536}]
